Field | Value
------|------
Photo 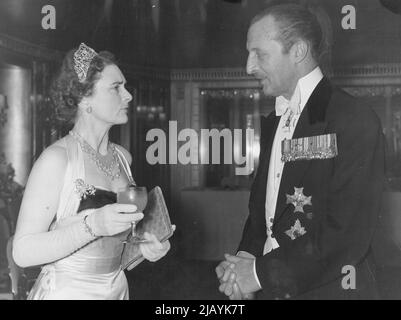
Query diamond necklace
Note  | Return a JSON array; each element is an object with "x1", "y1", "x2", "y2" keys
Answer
[{"x1": 69, "y1": 130, "x2": 121, "y2": 180}]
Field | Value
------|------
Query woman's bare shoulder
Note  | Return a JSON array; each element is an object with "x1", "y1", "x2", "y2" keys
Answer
[
  {"x1": 23, "y1": 137, "x2": 69, "y2": 196},
  {"x1": 35, "y1": 137, "x2": 69, "y2": 171}
]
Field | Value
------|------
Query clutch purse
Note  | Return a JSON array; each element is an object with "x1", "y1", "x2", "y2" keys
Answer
[{"x1": 120, "y1": 186, "x2": 174, "y2": 270}]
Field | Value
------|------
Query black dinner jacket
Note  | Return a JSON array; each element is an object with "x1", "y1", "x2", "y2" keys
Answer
[{"x1": 237, "y1": 77, "x2": 385, "y2": 299}]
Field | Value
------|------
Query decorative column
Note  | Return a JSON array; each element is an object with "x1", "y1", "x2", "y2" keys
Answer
[{"x1": 0, "y1": 65, "x2": 32, "y2": 186}]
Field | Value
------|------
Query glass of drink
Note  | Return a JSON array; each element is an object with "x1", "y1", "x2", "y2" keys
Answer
[{"x1": 117, "y1": 185, "x2": 148, "y2": 244}]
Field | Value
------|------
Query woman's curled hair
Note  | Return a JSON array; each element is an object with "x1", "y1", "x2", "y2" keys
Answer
[{"x1": 50, "y1": 48, "x2": 117, "y2": 123}]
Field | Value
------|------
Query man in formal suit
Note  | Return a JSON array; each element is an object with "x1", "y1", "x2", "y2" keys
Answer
[{"x1": 215, "y1": 3, "x2": 385, "y2": 300}]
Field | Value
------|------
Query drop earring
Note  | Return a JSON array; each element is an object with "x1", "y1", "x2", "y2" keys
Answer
[{"x1": 86, "y1": 106, "x2": 92, "y2": 113}]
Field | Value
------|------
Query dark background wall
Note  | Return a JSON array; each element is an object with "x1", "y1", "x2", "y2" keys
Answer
[{"x1": 1, "y1": 0, "x2": 401, "y2": 69}]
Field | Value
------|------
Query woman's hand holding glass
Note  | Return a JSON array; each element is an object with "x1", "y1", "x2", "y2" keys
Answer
[{"x1": 87, "y1": 203, "x2": 144, "y2": 237}]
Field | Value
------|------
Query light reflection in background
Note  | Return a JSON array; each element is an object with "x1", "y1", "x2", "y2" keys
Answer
[
  {"x1": 199, "y1": 89, "x2": 263, "y2": 187},
  {"x1": 0, "y1": 65, "x2": 32, "y2": 186},
  {"x1": 246, "y1": 115, "x2": 255, "y2": 174},
  {"x1": 252, "y1": 135, "x2": 260, "y2": 168}
]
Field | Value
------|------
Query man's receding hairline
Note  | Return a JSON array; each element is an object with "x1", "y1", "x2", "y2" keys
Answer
[
  {"x1": 249, "y1": 12, "x2": 270, "y2": 27},
  {"x1": 250, "y1": 9, "x2": 285, "y2": 32},
  {"x1": 249, "y1": 14, "x2": 280, "y2": 42}
]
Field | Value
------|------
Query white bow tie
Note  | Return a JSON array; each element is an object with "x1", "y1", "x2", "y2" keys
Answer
[{"x1": 275, "y1": 84, "x2": 301, "y2": 117}]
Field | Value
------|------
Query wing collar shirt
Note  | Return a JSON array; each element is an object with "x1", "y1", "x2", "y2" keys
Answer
[{"x1": 244, "y1": 66, "x2": 324, "y2": 289}]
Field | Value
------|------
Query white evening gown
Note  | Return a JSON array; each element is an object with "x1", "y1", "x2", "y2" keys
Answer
[{"x1": 28, "y1": 137, "x2": 132, "y2": 300}]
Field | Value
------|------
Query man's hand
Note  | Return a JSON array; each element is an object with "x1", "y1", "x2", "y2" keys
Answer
[
  {"x1": 216, "y1": 260, "x2": 236, "y2": 296},
  {"x1": 229, "y1": 251, "x2": 257, "y2": 300},
  {"x1": 225, "y1": 254, "x2": 261, "y2": 295},
  {"x1": 216, "y1": 251, "x2": 259, "y2": 300},
  {"x1": 216, "y1": 260, "x2": 234, "y2": 281}
]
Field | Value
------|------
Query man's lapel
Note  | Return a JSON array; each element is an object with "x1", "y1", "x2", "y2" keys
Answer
[
  {"x1": 250, "y1": 112, "x2": 280, "y2": 209},
  {"x1": 273, "y1": 77, "x2": 332, "y2": 223}
]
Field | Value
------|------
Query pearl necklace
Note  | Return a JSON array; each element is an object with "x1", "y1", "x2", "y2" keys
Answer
[{"x1": 69, "y1": 130, "x2": 121, "y2": 180}]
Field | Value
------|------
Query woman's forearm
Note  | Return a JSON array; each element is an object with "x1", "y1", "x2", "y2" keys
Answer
[{"x1": 12, "y1": 216, "x2": 96, "y2": 268}]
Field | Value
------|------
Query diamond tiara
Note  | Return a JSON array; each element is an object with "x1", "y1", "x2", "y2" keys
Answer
[{"x1": 73, "y1": 43, "x2": 98, "y2": 82}]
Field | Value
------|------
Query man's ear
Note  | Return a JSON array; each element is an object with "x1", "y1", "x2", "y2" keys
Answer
[{"x1": 291, "y1": 40, "x2": 309, "y2": 64}]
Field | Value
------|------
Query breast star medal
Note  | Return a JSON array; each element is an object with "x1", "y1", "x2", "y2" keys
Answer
[
  {"x1": 285, "y1": 219, "x2": 307, "y2": 240},
  {"x1": 286, "y1": 187, "x2": 312, "y2": 213}
]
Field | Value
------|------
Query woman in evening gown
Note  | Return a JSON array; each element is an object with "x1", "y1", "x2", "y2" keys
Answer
[{"x1": 12, "y1": 43, "x2": 172, "y2": 299}]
